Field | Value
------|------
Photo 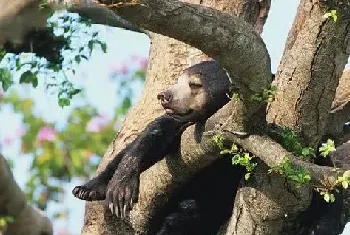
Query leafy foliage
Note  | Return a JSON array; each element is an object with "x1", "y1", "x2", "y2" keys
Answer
[
  {"x1": 319, "y1": 139, "x2": 336, "y2": 157},
  {"x1": 1, "y1": 51, "x2": 147, "y2": 212},
  {"x1": 316, "y1": 170, "x2": 350, "y2": 203},
  {"x1": 269, "y1": 127, "x2": 344, "y2": 202},
  {"x1": 212, "y1": 134, "x2": 225, "y2": 150},
  {"x1": 268, "y1": 157, "x2": 311, "y2": 186},
  {"x1": 2, "y1": 91, "x2": 116, "y2": 209},
  {"x1": 324, "y1": 9, "x2": 338, "y2": 22},
  {"x1": 213, "y1": 128, "x2": 342, "y2": 203},
  {"x1": 0, "y1": 10, "x2": 107, "y2": 107},
  {"x1": 318, "y1": 190, "x2": 336, "y2": 203},
  {"x1": 0, "y1": 68, "x2": 13, "y2": 91},
  {"x1": 232, "y1": 152, "x2": 257, "y2": 180},
  {"x1": 270, "y1": 126, "x2": 315, "y2": 158},
  {"x1": 336, "y1": 170, "x2": 350, "y2": 190},
  {"x1": 213, "y1": 134, "x2": 257, "y2": 180},
  {"x1": 250, "y1": 85, "x2": 278, "y2": 103},
  {"x1": 0, "y1": 7, "x2": 148, "y2": 214}
]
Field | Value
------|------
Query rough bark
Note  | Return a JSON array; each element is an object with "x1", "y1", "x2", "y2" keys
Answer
[
  {"x1": 3, "y1": 0, "x2": 350, "y2": 235},
  {"x1": 99, "y1": 0, "x2": 272, "y2": 95},
  {"x1": 71, "y1": 5, "x2": 145, "y2": 34},
  {"x1": 267, "y1": 0, "x2": 350, "y2": 147},
  {"x1": 0, "y1": 2, "x2": 48, "y2": 45},
  {"x1": 326, "y1": 69, "x2": 350, "y2": 139},
  {"x1": 81, "y1": 1, "x2": 272, "y2": 234},
  {"x1": 223, "y1": 1, "x2": 350, "y2": 235},
  {"x1": 0, "y1": 154, "x2": 53, "y2": 235},
  {"x1": 0, "y1": 0, "x2": 145, "y2": 47}
]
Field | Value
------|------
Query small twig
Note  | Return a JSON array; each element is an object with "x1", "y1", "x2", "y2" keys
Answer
[{"x1": 91, "y1": 0, "x2": 146, "y2": 8}]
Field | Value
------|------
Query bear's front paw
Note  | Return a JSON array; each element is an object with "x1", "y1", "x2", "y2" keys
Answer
[
  {"x1": 106, "y1": 168, "x2": 140, "y2": 219},
  {"x1": 72, "y1": 175, "x2": 108, "y2": 201}
]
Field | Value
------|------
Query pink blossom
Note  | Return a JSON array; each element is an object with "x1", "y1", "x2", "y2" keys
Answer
[
  {"x1": 86, "y1": 115, "x2": 110, "y2": 133},
  {"x1": 110, "y1": 63, "x2": 129, "y2": 75},
  {"x1": 130, "y1": 55, "x2": 148, "y2": 70},
  {"x1": 15, "y1": 126, "x2": 26, "y2": 137},
  {"x1": 131, "y1": 55, "x2": 141, "y2": 62},
  {"x1": 3, "y1": 136, "x2": 14, "y2": 146},
  {"x1": 138, "y1": 57, "x2": 148, "y2": 70},
  {"x1": 36, "y1": 126, "x2": 56, "y2": 142}
]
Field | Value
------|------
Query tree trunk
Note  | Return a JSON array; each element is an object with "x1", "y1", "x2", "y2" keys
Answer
[
  {"x1": 216, "y1": 1, "x2": 350, "y2": 235},
  {"x1": 2, "y1": 0, "x2": 350, "y2": 235},
  {"x1": 81, "y1": 1, "x2": 271, "y2": 234},
  {"x1": 267, "y1": 0, "x2": 350, "y2": 147}
]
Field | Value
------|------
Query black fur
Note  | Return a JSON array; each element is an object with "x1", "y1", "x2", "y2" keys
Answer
[
  {"x1": 72, "y1": 115, "x2": 192, "y2": 207},
  {"x1": 73, "y1": 61, "x2": 234, "y2": 225}
]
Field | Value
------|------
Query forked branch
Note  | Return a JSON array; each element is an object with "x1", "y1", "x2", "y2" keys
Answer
[{"x1": 96, "y1": 0, "x2": 272, "y2": 94}]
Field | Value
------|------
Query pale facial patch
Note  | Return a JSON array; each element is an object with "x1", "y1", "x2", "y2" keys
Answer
[{"x1": 159, "y1": 72, "x2": 208, "y2": 121}]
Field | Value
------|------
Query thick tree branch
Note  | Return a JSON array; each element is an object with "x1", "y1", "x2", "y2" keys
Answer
[
  {"x1": 0, "y1": 2, "x2": 48, "y2": 45},
  {"x1": 262, "y1": 2, "x2": 350, "y2": 233},
  {"x1": 126, "y1": 102, "x2": 350, "y2": 233},
  {"x1": 267, "y1": 0, "x2": 350, "y2": 147},
  {"x1": 0, "y1": 0, "x2": 39, "y2": 24},
  {"x1": 0, "y1": 153, "x2": 53, "y2": 235},
  {"x1": 214, "y1": 131, "x2": 347, "y2": 188},
  {"x1": 0, "y1": 0, "x2": 146, "y2": 47},
  {"x1": 70, "y1": 5, "x2": 146, "y2": 34},
  {"x1": 98, "y1": 0, "x2": 272, "y2": 95},
  {"x1": 85, "y1": 1, "x2": 273, "y2": 232}
]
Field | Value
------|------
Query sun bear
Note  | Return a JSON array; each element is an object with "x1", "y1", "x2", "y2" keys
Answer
[{"x1": 72, "y1": 60, "x2": 232, "y2": 218}]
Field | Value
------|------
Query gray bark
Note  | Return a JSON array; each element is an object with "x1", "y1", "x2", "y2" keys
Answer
[
  {"x1": 0, "y1": 154, "x2": 53, "y2": 235},
  {"x1": 326, "y1": 69, "x2": 350, "y2": 139},
  {"x1": 267, "y1": 0, "x2": 350, "y2": 147},
  {"x1": 2, "y1": 0, "x2": 350, "y2": 235},
  {"x1": 81, "y1": 0, "x2": 273, "y2": 234}
]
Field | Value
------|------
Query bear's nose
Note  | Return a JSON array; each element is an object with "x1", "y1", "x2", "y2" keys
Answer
[{"x1": 157, "y1": 91, "x2": 172, "y2": 103}]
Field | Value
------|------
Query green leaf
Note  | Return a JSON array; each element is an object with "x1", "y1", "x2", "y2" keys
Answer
[
  {"x1": 303, "y1": 174, "x2": 311, "y2": 181},
  {"x1": 344, "y1": 170, "x2": 350, "y2": 178},
  {"x1": 245, "y1": 173, "x2": 251, "y2": 180},
  {"x1": 331, "y1": 10, "x2": 338, "y2": 22},
  {"x1": 39, "y1": 1, "x2": 49, "y2": 9},
  {"x1": 20, "y1": 71, "x2": 39, "y2": 88},
  {"x1": 58, "y1": 98, "x2": 70, "y2": 107},
  {"x1": 88, "y1": 41, "x2": 94, "y2": 54},
  {"x1": 122, "y1": 97, "x2": 131, "y2": 111},
  {"x1": 319, "y1": 139, "x2": 336, "y2": 157},
  {"x1": 69, "y1": 88, "x2": 81, "y2": 97},
  {"x1": 324, "y1": 193, "x2": 330, "y2": 202},
  {"x1": 220, "y1": 149, "x2": 231, "y2": 155},
  {"x1": 75, "y1": 55, "x2": 81, "y2": 64},
  {"x1": 0, "y1": 68, "x2": 13, "y2": 91},
  {"x1": 99, "y1": 42, "x2": 107, "y2": 53},
  {"x1": 323, "y1": 12, "x2": 332, "y2": 19},
  {"x1": 342, "y1": 181, "x2": 349, "y2": 189},
  {"x1": 324, "y1": 9, "x2": 338, "y2": 22},
  {"x1": 301, "y1": 147, "x2": 314, "y2": 157},
  {"x1": 0, "y1": 49, "x2": 6, "y2": 60},
  {"x1": 16, "y1": 59, "x2": 21, "y2": 70}
]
